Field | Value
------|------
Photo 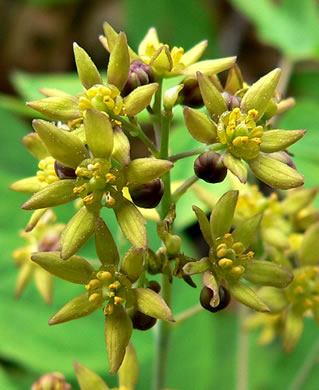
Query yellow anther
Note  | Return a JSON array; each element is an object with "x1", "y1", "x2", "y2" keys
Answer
[
  {"x1": 104, "y1": 302, "x2": 114, "y2": 316},
  {"x1": 230, "y1": 265, "x2": 245, "y2": 276},
  {"x1": 114, "y1": 120, "x2": 122, "y2": 126},
  {"x1": 87, "y1": 88, "x2": 98, "y2": 99},
  {"x1": 88, "y1": 279, "x2": 101, "y2": 290},
  {"x1": 297, "y1": 272, "x2": 307, "y2": 283},
  {"x1": 105, "y1": 173, "x2": 116, "y2": 183},
  {"x1": 68, "y1": 117, "x2": 83, "y2": 128},
  {"x1": 305, "y1": 298, "x2": 313, "y2": 308},
  {"x1": 217, "y1": 248, "x2": 228, "y2": 258},
  {"x1": 232, "y1": 137, "x2": 242, "y2": 147},
  {"x1": 223, "y1": 233, "x2": 233, "y2": 247},
  {"x1": 250, "y1": 137, "x2": 262, "y2": 145},
  {"x1": 73, "y1": 185, "x2": 86, "y2": 194},
  {"x1": 171, "y1": 46, "x2": 184, "y2": 64},
  {"x1": 240, "y1": 136, "x2": 248, "y2": 144},
  {"x1": 232, "y1": 242, "x2": 245, "y2": 254},
  {"x1": 247, "y1": 251, "x2": 254, "y2": 260},
  {"x1": 224, "y1": 233, "x2": 232, "y2": 239},
  {"x1": 83, "y1": 194, "x2": 94, "y2": 205},
  {"x1": 295, "y1": 285, "x2": 304, "y2": 295},
  {"x1": 105, "y1": 193, "x2": 116, "y2": 206},
  {"x1": 89, "y1": 293, "x2": 102, "y2": 305},
  {"x1": 97, "y1": 271, "x2": 112, "y2": 281},
  {"x1": 114, "y1": 296, "x2": 124, "y2": 305},
  {"x1": 249, "y1": 126, "x2": 264, "y2": 138},
  {"x1": 248, "y1": 109, "x2": 258, "y2": 118},
  {"x1": 109, "y1": 281, "x2": 121, "y2": 290},
  {"x1": 218, "y1": 258, "x2": 233, "y2": 269},
  {"x1": 216, "y1": 243, "x2": 228, "y2": 252},
  {"x1": 85, "y1": 284, "x2": 90, "y2": 291}
]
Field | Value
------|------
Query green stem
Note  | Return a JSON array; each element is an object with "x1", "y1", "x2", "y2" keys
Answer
[
  {"x1": 236, "y1": 304, "x2": 249, "y2": 390},
  {"x1": 288, "y1": 336, "x2": 319, "y2": 390},
  {"x1": 113, "y1": 114, "x2": 159, "y2": 156},
  {"x1": 152, "y1": 80, "x2": 163, "y2": 147},
  {"x1": 152, "y1": 106, "x2": 174, "y2": 390},
  {"x1": 172, "y1": 175, "x2": 198, "y2": 202},
  {"x1": 169, "y1": 143, "x2": 225, "y2": 162}
]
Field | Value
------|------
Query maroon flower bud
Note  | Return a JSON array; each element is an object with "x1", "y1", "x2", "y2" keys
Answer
[
  {"x1": 177, "y1": 76, "x2": 204, "y2": 108},
  {"x1": 122, "y1": 60, "x2": 155, "y2": 97},
  {"x1": 54, "y1": 161, "x2": 76, "y2": 180},
  {"x1": 129, "y1": 178, "x2": 164, "y2": 208},
  {"x1": 200, "y1": 285, "x2": 231, "y2": 313},
  {"x1": 222, "y1": 92, "x2": 241, "y2": 111},
  {"x1": 194, "y1": 151, "x2": 227, "y2": 183},
  {"x1": 148, "y1": 280, "x2": 161, "y2": 293},
  {"x1": 129, "y1": 308, "x2": 157, "y2": 331}
]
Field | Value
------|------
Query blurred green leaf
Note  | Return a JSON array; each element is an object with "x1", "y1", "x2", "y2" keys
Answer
[
  {"x1": 290, "y1": 71, "x2": 319, "y2": 101},
  {"x1": 231, "y1": 0, "x2": 319, "y2": 60}
]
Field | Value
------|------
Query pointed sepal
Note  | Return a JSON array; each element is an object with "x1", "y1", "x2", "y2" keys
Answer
[{"x1": 73, "y1": 42, "x2": 102, "y2": 89}]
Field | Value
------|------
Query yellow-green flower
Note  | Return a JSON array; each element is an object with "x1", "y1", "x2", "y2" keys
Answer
[
  {"x1": 13, "y1": 210, "x2": 64, "y2": 304},
  {"x1": 101, "y1": 23, "x2": 236, "y2": 79},
  {"x1": 183, "y1": 69, "x2": 305, "y2": 189},
  {"x1": 32, "y1": 217, "x2": 174, "y2": 374},
  {"x1": 184, "y1": 191, "x2": 293, "y2": 312}
]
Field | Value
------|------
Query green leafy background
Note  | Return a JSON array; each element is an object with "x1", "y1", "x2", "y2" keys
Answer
[{"x1": 1, "y1": 0, "x2": 319, "y2": 389}]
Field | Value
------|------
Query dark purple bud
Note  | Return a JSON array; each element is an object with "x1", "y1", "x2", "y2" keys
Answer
[
  {"x1": 222, "y1": 92, "x2": 241, "y2": 111},
  {"x1": 129, "y1": 308, "x2": 157, "y2": 331},
  {"x1": 268, "y1": 151, "x2": 296, "y2": 169},
  {"x1": 200, "y1": 285, "x2": 231, "y2": 313},
  {"x1": 177, "y1": 76, "x2": 204, "y2": 108},
  {"x1": 129, "y1": 178, "x2": 164, "y2": 208},
  {"x1": 122, "y1": 60, "x2": 155, "y2": 97},
  {"x1": 147, "y1": 280, "x2": 161, "y2": 293},
  {"x1": 54, "y1": 160, "x2": 76, "y2": 180},
  {"x1": 194, "y1": 151, "x2": 227, "y2": 183}
]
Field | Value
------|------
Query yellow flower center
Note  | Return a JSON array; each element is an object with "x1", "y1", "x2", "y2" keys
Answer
[
  {"x1": 217, "y1": 108, "x2": 264, "y2": 160},
  {"x1": 36, "y1": 157, "x2": 59, "y2": 185},
  {"x1": 78, "y1": 84, "x2": 124, "y2": 116},
  {"x1": 141, "y1": 42, "x2": 184, "y2": 68}
]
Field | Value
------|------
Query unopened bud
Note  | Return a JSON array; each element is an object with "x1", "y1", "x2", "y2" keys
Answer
[
  {"x1": 222, "y1": 92, "x2": 241, "y2": 111},
  {"x1": 194, "y1": 151, "x2": 227, "y2": 183},
  {"x1": 31, "y1": 372, "x2": 72, "y2": 390},
  {"x1": 178, "y1": 76, "x2": 203, "y2": 108},
  {"x1": 54, "y1": 160, "x2": 76, "y2": 180},
  {"x1": 199, "y1": 285, "x2": 231, "y2": 313},
  {"x1": 147, "y1": 280, "x2": 161, "y2": 293},
  {"x1": 122, "y1": 60, "x2": 155, "y2": 97},
  {"x1": 128, "y1": 307, "x2": 157, "y2": 331},
  {"x1": 129, "y1": 178, "x2": 164, "y2": 208}
]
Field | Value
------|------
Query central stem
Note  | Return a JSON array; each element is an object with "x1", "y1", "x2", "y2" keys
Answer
[{"x1": 153, "y1": 94, "x2": 173, "y2": 390}]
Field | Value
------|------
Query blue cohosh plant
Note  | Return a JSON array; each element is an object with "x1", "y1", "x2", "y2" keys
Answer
[{"x1": 9, "y1": 21, "x2": 319, "y2": 390}]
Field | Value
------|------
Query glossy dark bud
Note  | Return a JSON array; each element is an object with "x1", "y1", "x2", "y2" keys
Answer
[
  {"x1": 200, "y1": 285, "x2": 231, "y2": 313},
  {"x1": 122, "y1": 60, "x2": 155, "y2": 97},
  {"x1": 147, "y1": 280, "x2": 161, "y2": 293},
  {"x1": 54, "y1": 160, "x2": 76, "y2": 180},
  {"x1": 129, "y1": 308, "x2": 157, "y2": 331},
  {"x1": 194, "y1": 151, "x2": 227, "y2": 183},
  {"x1": 222, "y1": 92, "x2": 241, "y2": 111},
  {"x1": 129, "y1": 178, "x2": 164, "y2": 208},
  {"x1": 177, "y1": 76, "x2": 204, "y2": 108}
]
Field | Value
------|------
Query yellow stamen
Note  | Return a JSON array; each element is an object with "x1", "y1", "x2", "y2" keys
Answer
[
  {"x1": 109, "y1": 281, "x2": 121, "y2": 290},
  {"x1": 89, "y1": 293, "x2": 101, "y2": 305},
  {"x1": 295, "y1": 285, "x2": 304, "y2": 295},
  {"x1": 83, "y1": 194, "x2": 94, "y2": 205},
  {"x1": 88, "y1": 279, "x2": 101, "y2": 290},
  {"x1": 114, "y1": 296, "x2": 124, "y2": 305},
  {"x1": 97, "y1": 271, "x2": 112, "y2": 281},
  {"x1": 217, "y1": 248, "x2": 228, "y2": 258},
  {"x1": 105, "y1": 173, "x2": 116, "y2": 183},
  {"x1": 104, "y1": 302, "x2": 114, "y2": 316},
  {"x1": 218, "y1": 258, "x2": 233, "y2": 269},
  {"x1": 230, "y1": 265, "x2": 245, "y2": 276}
]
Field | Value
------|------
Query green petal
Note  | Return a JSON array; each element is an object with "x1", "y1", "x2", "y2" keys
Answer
[
  {"x1": 107, "y1": 32, "x2": 130, "y2": 91},
  {"x1": 125, "y1": 158, "x2": 173, "y2": 185},
  {"x1": 34, "y1": 267, "x2": 53, "y2": 305},
  {"x1": 181, "y1": 57, "x2": 236, "y2": 76},
  {"x1": 197, "y1": 72, "x2": 227, "y2": 121},
  {"x1": 49, "y1": 293, "x2": 97, "y2": 325},
  {"x1": 15, "y1": 262, "x2": 34, "y2": 298},
  {"x1": 95, "y1": 217, "x2": 119, "y2": 267},
  {"x1": 23, "y1": 132, "x2": 48, "y2": 160},
  {"x1": 299, "y1": 222, "x2": 319, "y2": 266},
  {"x1": 280, "y1": 187, "x2": 318, "y2": 216},
  {"x1": 22, "y1": 179, "x2": 77, "y2": 210},
  {"x1": 133, "y1": 288, "x2": 174, "y2": 322},
  {"x1": 32, "y1": 119, "x2": 88, "y2": 169},
  {"x1": 183, "y1": 257, "x2": 210, "y2": 275},
  {"x1": 223, "y1": 153, "x2": 247, "y2": 184},
  {"x1": 74, "y1": 362, "x2": 110, "y2": 390},
  {"x1": 232, "y1": 213, "x2": 262, "y2": 249},
  {"x1": 27, "y1": 96, "x2": 81, "y2": 121},
  {"x1": 10, "y1": 177, "x2": 44, "y2": 194},
  {"x1": 257, "y1": 286, "x2": 288, "y2": 313},
  {"x1": 73, "y1": 43, "x2": 103, "y2": 89},
  {"x1": 25, "y1": 208, "x2": 48, "y2": 232},
  {"x1": 112, "y1": 126, "x2": 130, "y2": 165},
  {"x1": 124, "y1": 83, "x2": 159, "y2": 117},
  {"x1": 244, "y1": 260, "x2": 293, "y2": 288},
  {"x1": 283, "y1": 307, "x2": 304, "y2": 353},
  {"x1": 114, "y1": 197, "x2": 147, "y2": 248},
  {"x1": 227, "y1": 281, "x2": 270, "y2": 312},
  {"x1": 31, "y1": 251, "x2": 94, "y2": 284},
  {"x1": 120, "y1": 248, "x2": 144, "y2": 283},
  {"x1": 192, "y1": 205, "x2": 214, "y2": 247},
  {"x1": 260, "y1": 129, "x2": 306, "y2": 153},
  {"x1": 248, "y1": 154, "x2": 304, "y2": 190},
  {"x1": 210, "y1": 190, "x2": 238, "y2": 241},
  {"x1": 183, "y1": 106, "x2": 217, "y2": 144},
  {"x1": 181, "y1": 40, "x2": 208, "y2": 67},
  {"x1": 84, "y1": 109, "x2": 113, "y2": 159},
  {"x1": 118, "y1": 343, "x2": 139, "y2": 390},
  {"x1": 60, "y1": 206, "x2": 98, "y2": 260},
  {"x1": 241, "y1": 68, "x2": 281, "y2": 121},
  {"x1": 105, "y1": 305, "x2": 133, "y2": 375},
  {"x1": 225, "y1": 64, "x2": 244, "y2": 95}
]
